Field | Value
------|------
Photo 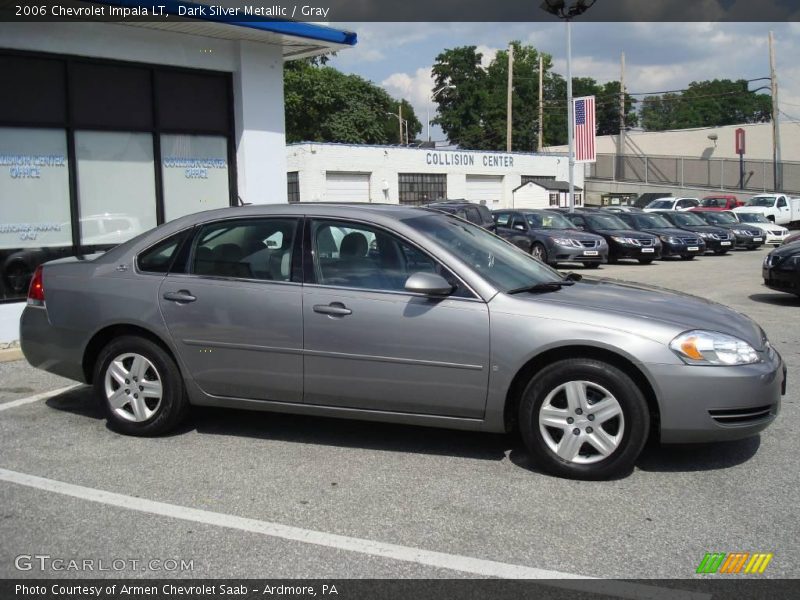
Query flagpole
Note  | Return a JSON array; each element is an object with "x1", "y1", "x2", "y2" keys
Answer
[{"x1": 566, "y1": 18, "x2": 575, "y2": 213}]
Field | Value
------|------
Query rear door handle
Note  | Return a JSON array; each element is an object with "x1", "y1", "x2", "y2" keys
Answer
[
  {"x1": 163, "y1": 290, "x2": 197, "y2": 303},
  {"x1": 313, "y1": 302, "x2": 352, "y2": 317}
]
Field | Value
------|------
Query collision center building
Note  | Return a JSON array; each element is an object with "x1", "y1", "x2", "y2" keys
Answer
[
  {"x1": 0, "y1": 9, "x2": 357, "y2": 342},
  {"x1": 286, "y1": 143, "x2": 581, "y2": 208}
]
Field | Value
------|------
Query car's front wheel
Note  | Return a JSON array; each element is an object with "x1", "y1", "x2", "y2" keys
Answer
[
  {"x1": 518, "y1": 358, "x2": 650, "y2": 480},
  {"x1": 531, "y1": 242, "x2": 548, "y2": 264},
  {"x1": 94, "y1": 335, "x2": 188, "y2": 436}
]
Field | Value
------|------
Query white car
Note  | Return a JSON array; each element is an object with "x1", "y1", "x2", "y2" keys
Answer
[
  {"x1": 643, "y1": 197, "x2": 700, "y2": 212},
  {"x1": 733, "y1": 209, "x2": 790, "y2": 245},
  {"x1": 742, "y1": 194, "x2": 800, "y2": 226}
]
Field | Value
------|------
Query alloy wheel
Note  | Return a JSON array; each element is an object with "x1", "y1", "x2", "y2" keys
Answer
[
  {"x1": 538, "y1": 380, "x2": 625, "y2": 464},
  {"x1": 104, "y1": 353, "x2": 163, "y2": 423}
]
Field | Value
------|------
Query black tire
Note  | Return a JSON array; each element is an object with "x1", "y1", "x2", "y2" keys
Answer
[
  {"x1": 93, "y1": 335, "x2": 188, "y2": 436},
  {"x1": 638, "y1": 258, "x2": 654, "y2": 264},
  {"x1": 531, "y1": 242, "x2": 548, "y2": 264},
  {"x1": 607, "y1": 255, "x2": 618, "y2": 265},
  {"x1": 518, "y1": 358, "x2": 650, "y2": 480},
  {"x1": 582, "y1": 262, "x2": 601, "y2": 269},
  {"x1": 3, "y1": 261, "x2": 32, "y2": 294}
]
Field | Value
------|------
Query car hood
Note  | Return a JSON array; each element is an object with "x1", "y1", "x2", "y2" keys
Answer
[
  {"x1": 593, "y1": 229, "x2": 655, "y2": 239},
  {"x1": 519, "y1": 278, "x2": 764, "y2": 348},
  {"x1": 768, "y1": 242, "x2": 800, "y2": 259},
  {"x1": 531, "y1": 228, "x2": 601, "y2": 241}
]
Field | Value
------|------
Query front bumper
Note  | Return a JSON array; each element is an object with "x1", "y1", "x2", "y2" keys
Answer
[
  {"x1": 660, "y1": 240, "x2": 706, "y2": 258},
  {"x1": 733, "y1": 233, "x2": 765, "y2": 248},
  {"x1": 549, "y1": 244, "x2": 608, "y2": 264},
  {"x1": 703, "y1": 237, "x2": 734, "y2": 252},
  {"x1": 764, "y1": 231, "x2": 789, "y2": 245},
  {"x1": 763, "y1": 265, "x2": 800, "y2": 294},
  {"x1": 649, "y1": 350, "x2": 784, "y2": 443},
  {"x1": 611, "y1": 244, "x2": 662, "y2": 260}
]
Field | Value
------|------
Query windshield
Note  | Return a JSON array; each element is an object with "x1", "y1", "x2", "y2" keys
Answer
[
  {"x1": 633, "y1": 214, "x2": 672, "y2": 229},
  {"x1": 702, "y1": 212, "x2": 737, "y2": 225},
  {"x1": 748, "y1": 196, "x2": 776, "y2": 207},
  {"x1": 669, "y1": 212, "x2": 707, "y2": 226},
  {"x1": 736, "y1": 212, "x2": 769, "y2": 224},
  {"x1": 584, "y1": 214, "x2": 629, "y2": 230},
  {"x1": 645, "y1": 199, "x2": 675, "y2": 209},
  {"x1": 524, "y1": 212, "x2": 575, "y2": 229},
  {"x1": 403, "y1": 214, "x2": 562, "y2": 292}
]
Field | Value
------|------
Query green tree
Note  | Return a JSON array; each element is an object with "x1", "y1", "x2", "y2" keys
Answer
[
  {"x1": 284, "y1": 61, "x2": 421, "y2": 144},
  {"x1": 640, "y1": 80, "x2": 771, "y2": 131},
  {"x1": 383, "y1": 98, "x2": 423, "y2": 144}
]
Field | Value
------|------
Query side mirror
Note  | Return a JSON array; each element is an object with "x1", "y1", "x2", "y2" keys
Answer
[
  {"x1": 404, "y1": 272, "x2": 454, "y2": 296},
  {"x1": 513, "y1": 224, "x2": 526, "y2": 231}
]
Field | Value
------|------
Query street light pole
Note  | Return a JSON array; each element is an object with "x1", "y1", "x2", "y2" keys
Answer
[{"x1": 429, "y1": 85, "x2": 454, "y2": 143}]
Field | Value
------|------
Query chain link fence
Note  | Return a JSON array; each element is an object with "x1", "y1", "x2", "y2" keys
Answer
[{"x1": 589, "y1": 154, "x2": 800, "y2": 194}]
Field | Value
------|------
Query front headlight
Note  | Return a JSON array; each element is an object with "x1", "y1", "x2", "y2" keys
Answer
[
  {"x1": 732, "y1": 229, "x2": 745, "y2": 235},
  {"x1": 659, "y1": 235, "x2": 679, "y2": 243},
  {"x1": 698, "y1": 232, "x2": 710, "y2": 238},
  {"x1": 669, "y1": 330, "x2": 760, "y2": 366},
  {"x1": 553, "y1": 238, "x2": 580, "y2": 247},
  {"x1": 611, "y1": 236, "x2": 635, "y2": 245}
]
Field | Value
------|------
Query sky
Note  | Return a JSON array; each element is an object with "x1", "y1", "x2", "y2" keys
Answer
[{"x1": 327, "y1": 22, "x2": 800, "y2": 144}]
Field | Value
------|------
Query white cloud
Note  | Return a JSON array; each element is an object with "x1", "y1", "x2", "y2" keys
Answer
[
  {"x1": 475, "y1": 44, "x2": 499, "y2": 69},
  {"x1": 381, "y1": 67, "x2": 436, "y2": 121}
]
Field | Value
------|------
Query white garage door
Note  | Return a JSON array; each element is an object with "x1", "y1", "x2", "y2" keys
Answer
[
  {"x1": 465, "y1": 175, "x2": 503, "y2": 204},
  {"x1": 325, "y1": 172, "x2": 370, "y2": 202}
]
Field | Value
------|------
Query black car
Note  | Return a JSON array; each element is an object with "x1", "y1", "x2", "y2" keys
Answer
[
  {"x1": 612, "y1": 211, "x2": 706, "y2": 260},
  {"x1": 763, "y1": 242, "x2": 800, "y2": 296},
  {"x1": 561, "y1": 211, "x2": 662, "y2": 264},
  {"x1": 651, "y1": 210, "x2": 735, "y2": 255},
  {"x1": 492, "y1": 209, "x2": 608, "y2": 268},
  {"x1": 425, "y1": 200, "x2": 495, "y2": 232},
  {"x1": 689, "y1": 210, "x2": 764, "y2": 250}
]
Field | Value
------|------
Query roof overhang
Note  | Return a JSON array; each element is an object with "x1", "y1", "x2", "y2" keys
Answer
[{"x1": 91, "y1": 0, "x2": 357, "y2": 60}]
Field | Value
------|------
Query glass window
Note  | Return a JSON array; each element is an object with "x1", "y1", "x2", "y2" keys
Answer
[
  {"x1": 161, "y1": 134, "x2": 230, "y2": 221},
  {"x1": 510, "y1": 215, "x2": 527, "y2": 230},
  {"x1": 310, "y1": 219, "x2": 463, "y2": 294},
  {"x1": 192, "y1": 218, "x2": 298, "y2": 281},
  {"x1": 0, "y1": 127, "x2": 73, "y2": 300},
  {"x1": 777, "y1": 197, "x2": 787, "y2": 208},
  {"x1": 398, "y1": 173, "x2": 447, "y2": 206},
  {"x1": 75, "y1": 131, "x2": 157, "y2": 247},
  {"x1": 525, "y1": 212, "x2": 575, "y2": 230},
  {"x1": 494, "y1": 213, "x2": 510, "y2": 226},
  {"x1": 287, "y1": 171, "x2": 300, "y2": 204},
  {"x1": 549, "y1": 193, "x2": 559, "y2": 206},
  {"x1": 137, "y1": 231, "x2": 188, "y2": 274}
]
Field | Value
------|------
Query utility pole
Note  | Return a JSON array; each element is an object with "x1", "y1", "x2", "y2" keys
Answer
[
  {"x1": 566, "y1": 20, "x2": 575, "y2": 212},
  {"x1": 617, "y1": 51, "x2": 626, "y2": 179},
  {"x1": 538, "y1": 54, "x2": 544, "y2": 152},
  {"x1": 769, "y1": 31, "x2": 782, "y2": 191},
  {"x1": 398, "y1": 102, "x2": 404, "y2": 145},
  {"x1": 506, "y1": 44, "x2": 514, "y2": 153}
]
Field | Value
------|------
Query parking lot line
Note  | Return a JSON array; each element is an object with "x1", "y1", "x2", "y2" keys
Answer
[
  {"x1": 0, "y1": 384, "x2": 80, "y2": 412},
  {"x1": 0, "y1": 467, "x2": 708, "y2": 600}
]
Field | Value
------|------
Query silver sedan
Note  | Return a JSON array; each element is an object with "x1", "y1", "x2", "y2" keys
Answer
[{"x1": 20, "y1": 204, "x2": 785, "y2": 479}]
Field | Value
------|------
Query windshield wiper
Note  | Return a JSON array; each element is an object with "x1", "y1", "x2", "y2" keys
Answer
[{"x1": 507, "y1": 280, "x2": 576, "y2": 294}]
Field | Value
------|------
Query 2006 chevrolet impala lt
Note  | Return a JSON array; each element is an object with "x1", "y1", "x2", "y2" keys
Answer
[{"x1": 21, "y1": 204, "x2": 785, "y2": 479}]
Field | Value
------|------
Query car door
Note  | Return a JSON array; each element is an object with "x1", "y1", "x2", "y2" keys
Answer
[
  {"x1": 777, "y1": 196, "x2": 791, "y2": 223},
  {"x1": 302, "y1": 217, "x2": 491, "y2": 418},
  {"x1": 159, "y1": 217, "x2": 304, "y2": 403},
  {"x1": 495, "y1": 212, "x2": 529, "y2": 249}
]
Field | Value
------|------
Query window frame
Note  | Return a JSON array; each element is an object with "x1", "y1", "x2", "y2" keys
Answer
[
  {"x1": 302, "y1": 216, "x2": 480, "y2": 301},
  {"x1": 398, "y1": 173, "x2": 447, "y2": 206},
  {"x1": 183, "y1": 216, "x2": 303, "y2": 285}
]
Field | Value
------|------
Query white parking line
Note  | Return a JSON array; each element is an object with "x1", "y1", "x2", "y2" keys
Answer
[
  {"x1": 0, "y1": 467, "x2": 708, "y2": 600},
  {"x1": 0, "y1": 384, "x2": 81, "y2": 412}
]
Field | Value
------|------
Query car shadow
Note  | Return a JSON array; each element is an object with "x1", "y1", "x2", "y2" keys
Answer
[
  {"x1": 45, "y1": 388, "x2": 762, "y2": 474},
  {"x1": 748, "y1": 293, "x2": 800, "y2": 306}
]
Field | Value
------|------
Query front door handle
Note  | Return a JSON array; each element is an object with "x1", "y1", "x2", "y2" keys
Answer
[
  {"x1": 163, "y1": 290, "x2": 197, "y2": 303},
  {"x1": 313, "y1": 302, "x2": 352, "y2": 317}
]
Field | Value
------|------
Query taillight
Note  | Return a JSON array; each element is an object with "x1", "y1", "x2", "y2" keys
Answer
[{"x1": 27, "y1": 266, "x2": 45, "y2": 306}]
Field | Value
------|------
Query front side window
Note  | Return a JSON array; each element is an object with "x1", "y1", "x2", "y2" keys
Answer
[
  {"x1": 310, "y1": 219, "x2": 465, "y2": 294},
  {"x1": 778, "y1": 197, "x2": 787, "y2": 208},
  {"x1": 191, "y1": 218, "x2": 298, "y2": 281}
]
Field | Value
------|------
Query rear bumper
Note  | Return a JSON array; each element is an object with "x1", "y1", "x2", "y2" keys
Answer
[
  {"x1": 20, "y1": 305, "x2": 86, "y2": 382},
  {"x1": 649, "y1": 352, "x2": 784, "y2": 443}
]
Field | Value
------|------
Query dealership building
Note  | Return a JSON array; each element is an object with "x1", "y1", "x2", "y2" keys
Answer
[
  {"x1": 286, "y1": 143, "x2": 581, "y2": 207},
  {"x1": 0, "y1": 12, "x2": 357, "y2": 342}
]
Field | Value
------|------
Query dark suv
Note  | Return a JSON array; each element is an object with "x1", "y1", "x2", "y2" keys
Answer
[
  {"x1": 492, "y1": 209, "x2": 608, "y2": 268},
  {"x1": 425, "y1": 200, "x2": 495, "y2": 232},
  {"x1": 561, "y1": 210, "x2": 662, "y2": 264}
]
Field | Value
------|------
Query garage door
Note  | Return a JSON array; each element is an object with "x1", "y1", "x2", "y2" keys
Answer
[
  {"x1": 325, "y1": 172, "x2": 370, "y2": 202},
  {"x1": 465, "y1": 175, "x2": 503, "y2": 204}
]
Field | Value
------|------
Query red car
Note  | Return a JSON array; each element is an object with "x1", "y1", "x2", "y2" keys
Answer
[{"x1": 698, "y1": 195, "x2": 744, "y2": 210}]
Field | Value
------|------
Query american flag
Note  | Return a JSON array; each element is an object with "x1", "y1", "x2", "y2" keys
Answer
[{"x1": 573, "y1": 96, "x2": 596, "y2": 163}]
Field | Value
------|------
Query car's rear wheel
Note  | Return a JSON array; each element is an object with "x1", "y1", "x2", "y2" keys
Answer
[
  {"x1": 94, "y1": 335, "x2": 188, "y2": 436},
  {"x1": 531, "y1": 243, "x2": 548, "y2": 263},
  {"x1": 582, "y1": 262, "x2": 601, "y2": 269},
  {"x1": 518, "y1": 358, "x2": 650, "y2": 480}
]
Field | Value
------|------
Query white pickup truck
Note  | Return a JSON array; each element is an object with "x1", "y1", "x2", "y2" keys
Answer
[{"x1": 738, "y1": 194, "x2": 800, "y2": 225}]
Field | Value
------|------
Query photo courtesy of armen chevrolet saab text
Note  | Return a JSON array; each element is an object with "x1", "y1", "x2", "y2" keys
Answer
[{"x1": 21, "y1": 203, "x2": 786, "y2": 480}]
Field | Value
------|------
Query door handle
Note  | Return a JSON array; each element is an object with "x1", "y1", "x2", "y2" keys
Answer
[
  {"x1": 163, "y1": 290, "x2": 197, "y2": 303},
  {"x1": 313, "y1": 302, "x2": 352, "y2": 317}
]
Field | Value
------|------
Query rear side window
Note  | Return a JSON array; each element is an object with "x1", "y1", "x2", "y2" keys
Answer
[
  {"x1": 464, "y1": 206, "x2": 482, "y2": 224},
  {"x1": 191, "y1": 218, "x2": 299, "y2": 281},
  {"x1": 494, "y1": 213, "x2": 511, "y2": 226},
  {"x1": 137, "y1": 231, "x2": 188, "y2": 274}
]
